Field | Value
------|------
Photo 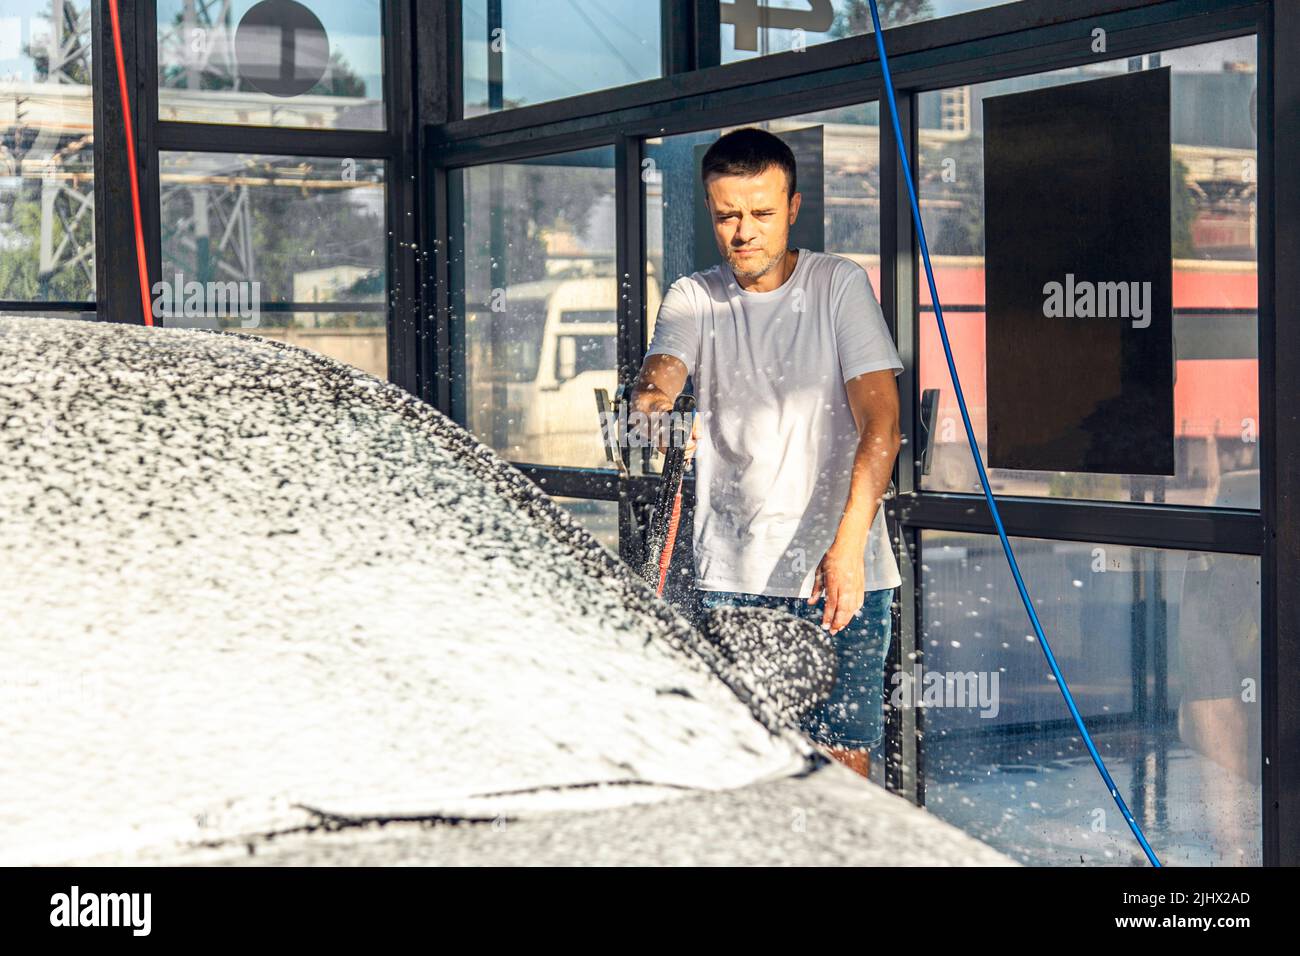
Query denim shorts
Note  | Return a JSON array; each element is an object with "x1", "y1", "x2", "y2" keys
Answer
[{"x1": 697, "y1": 587, "x2": 895, "y2": 750}]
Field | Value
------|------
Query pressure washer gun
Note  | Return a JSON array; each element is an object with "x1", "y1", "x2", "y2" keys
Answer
[
  {"x1": 595, "y1": 386, "x2": 695, "y2": 596},
  {"x1": 640, "y1": 393, "x2": 696, "y2": 596},
  {"x1": 594, "y1": 384, "x2": 641, "y2": 568}
]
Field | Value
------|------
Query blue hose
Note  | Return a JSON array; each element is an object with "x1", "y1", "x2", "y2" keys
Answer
[{"x1": 866, "y1": 0, "x2": 1161, "y2": 867}]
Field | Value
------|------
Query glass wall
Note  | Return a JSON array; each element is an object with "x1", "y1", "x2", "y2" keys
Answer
[
  {"x1": 462, "y1": 1, "x2": 660, "y2": 117},
  {"x1": 156, "y1": 0, "x2": 385, "y2": 130},
  {"x1": 158, "y1": 151, "x2": 387, "y2": 377},
  {"x1": 449, "y1": 147, "x2": 618, "y2": 468},
  {"x1": 555, "y1": 496, "x2": 619, "y2": 553},
  {"x1": 918, "y1": 529, "x2": 1262, "y2": 865},
  {"x1": 916, "y1": 37, "x2": 1259, "y2": 508},
  {"x1": 720, "y1": 0, "x2": 1020, "y2": 63},
  {"x1": 429, "y1": 4, "x2": 1281, "y2": 867},
  {"x1": 0, "y1": 0, "x2": 95, "y2": 303}
]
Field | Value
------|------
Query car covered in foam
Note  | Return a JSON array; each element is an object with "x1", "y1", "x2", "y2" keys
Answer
[{"x1": 0, "y1": 315, "x2": 1012, "y2": 866}]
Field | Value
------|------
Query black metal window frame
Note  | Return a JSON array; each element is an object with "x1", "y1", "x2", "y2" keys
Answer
[
  {"x1": 88, "y1": 0, "x2": 424, "y2": 392},
  {"x1": 424, "y1": 0, "x2": 1298, "y2": 865},
  {"x1": 423, "y1": 0, "x2": 1272, "y2": 548}
]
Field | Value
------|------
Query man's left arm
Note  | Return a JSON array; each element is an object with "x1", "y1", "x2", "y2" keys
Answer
[{"x1": 809, "y1": 368, "x2": 901, "y2": 633}]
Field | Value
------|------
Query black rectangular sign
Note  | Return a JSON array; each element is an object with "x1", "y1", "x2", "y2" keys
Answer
[{"x1": 983, "y1": 68, "x2": 1174, "y2": 475}]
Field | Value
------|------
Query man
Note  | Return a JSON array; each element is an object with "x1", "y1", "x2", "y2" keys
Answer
[{"x1": 630, "y1": 127, "x2": 903, "y2": 779}]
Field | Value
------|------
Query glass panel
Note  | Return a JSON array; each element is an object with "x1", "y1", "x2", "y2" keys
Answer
[
  {"x1": 158, "y1": 151, "x2": 385, "y2": 313},
  {"x1": 918, "y1": 530, "x2": 1261, "y2": 866},
  {"x1": 232, "y1": 309, "x2": 386, "y2": 379},
  {"x1": 553, "y1": 496, "x2": 619, "y2": 554},
  {"x1": 643, "y1": 100, "x2": 882, "y2": 473},
  {"x1": 450, "y1": 147, "x2": 618, "y2": 469},
  {"x1": 916, "y1": 37, "x2": 1259, "y2": 507},
  {"x1": 720, "y1": 0, "x2": 1019, "y2": 63},
  {"x1": 462, "y1": 0, "x2": 660, "y2": 117},
  {"x1": 0, "y1": 309, "x2": 95, "y2": 323},
  {"x1": 0, "y1": 0, "x2": 95, "y2": 302},
  {"x1": 157, "y1": 0, "x2": 384, "y2": 130}
]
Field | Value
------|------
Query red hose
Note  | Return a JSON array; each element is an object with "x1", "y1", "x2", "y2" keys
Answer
[
  {"x1": 655, "y1": 487, "x2": 683, "y2": 596},
  {"x1": 107, "y1": 0, "x2": 153, "y2": 326}
]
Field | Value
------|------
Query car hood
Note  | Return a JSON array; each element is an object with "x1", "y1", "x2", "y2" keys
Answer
[
  {"x1": 68, "y1": 761, "x2": 1018, "y2": 867},
  {"x1": 0, "y1": 316, "x2": 814, "y2": 864}
]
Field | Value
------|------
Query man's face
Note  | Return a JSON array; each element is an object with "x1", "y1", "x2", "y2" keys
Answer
[{"x1": 704, "y1": 163, "x2": 801, "y2": 281}]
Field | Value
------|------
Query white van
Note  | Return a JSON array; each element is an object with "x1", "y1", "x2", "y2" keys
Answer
[{"x1": 467, "y1": 273, "x2": 662, "y2": 469}]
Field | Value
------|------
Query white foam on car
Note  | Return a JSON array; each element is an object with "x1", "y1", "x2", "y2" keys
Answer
[{"x1": 0, "y1": 316, "x2": 811, "y2": 864}]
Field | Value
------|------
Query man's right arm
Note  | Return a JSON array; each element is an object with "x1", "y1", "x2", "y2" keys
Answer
[
  {"x1": 629, "y1": 354, "x2": 688, "y2": 453},
  {"x1": 631, "y1": 353, "x2": 687, "y2": 416},
  {"x1": 634, "y1": 276, "x2": 699, "y2": 451}
]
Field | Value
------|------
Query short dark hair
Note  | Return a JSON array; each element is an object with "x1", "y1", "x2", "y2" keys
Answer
[{"x1": 700, "y1": 127, "x2": 797, "y2": 200}]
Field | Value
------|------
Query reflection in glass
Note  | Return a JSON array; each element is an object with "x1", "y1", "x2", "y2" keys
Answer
[
  {"x1": 156, "y1": 0, "x2": 384, "y2": 130},
  {"x1": 918, "y1": 530, "x2": 1261, "y2": 865},
  {"x1": 0, "y1": 310, "x2": 95, "y2": 323},
  {"x1": 159, "y1": 151, "x2": 385, "y2": 305},
  {"x1": 235, "y1": 309, "x2": 386, "y2": 379},
  {"x1": 554, "y1": 496, "x2": 619, "y2": 554},
  {"x1": 450, "y1": 149, "x2": 618, "y2": 469},
  {"x1": 0, "y1": 0, "x2": 95, "y2": 302},
  {"x1": 157, "y1": 152, "x2": 386, "y2": 377},
  {"x1": 720, "y1": 0, "x2": 1019, "y2": 63},
  {"x1": 462, "y1": 0, "x2": 660, "y2": 117},
  {"x1": 916, "y1": 38, "x2": 1259, "y2": 507}
]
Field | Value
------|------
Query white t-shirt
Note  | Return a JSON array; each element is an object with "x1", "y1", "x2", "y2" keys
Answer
[{"x1": 646, "y1": 248, "x2": 903, "y2": 598}]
